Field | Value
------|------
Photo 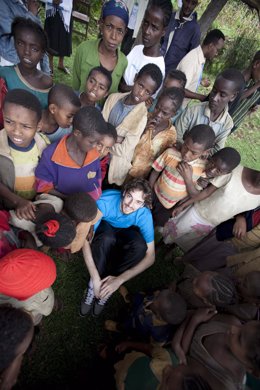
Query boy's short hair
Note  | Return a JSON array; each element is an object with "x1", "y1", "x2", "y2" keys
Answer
[
  {"x1": 4, "y1": 89, "x2": 42, "y2": 122},
  {"x1": 158, "y1": 290, "x2": 187, "y2": 325},
  {"x1": 12, "y1": 16, "x2": 48, "y2": 51},
  {"x1": 217, "y1": 68, "x2": 245, "y2": 93},
  {"x1": 184, "y1": 125, "x2": 215, "y2": 150},
  {"x1": 159, "y1": 87, "x2": 185, "y2": 113},
  {"x1": 208, "y1": 273, "x2": 238, "y2": 307},
  {"x1": 203, "y1": 29, "x2": 225, "y2": 46},
  {"x1": 147, "y1": 0, "x2": 173, "y2": 27},
  {"x1": 88, "y1": 66, "x2": 112, "y2": 91},
  {"x1": 137, "y1": 64, "x2": 163, "y2": 94},
  {"x1": 0, "y1": 306, "x2": 33, "y2": 373},
  {"x1": 35, "y1": 212, "x2": 76, "y2": 248},
  {"x1": 64, "y1": 193, "x2": 98, "y2": 223},
  {"x1": 166, "y1": 69, "x2": 187, "y2": 88},
  {"x1": 48, "y1": 84, "x2": 81, "y2": 108},
  {"x1": 73, "y1": 106, "x2": 108, "y2": 137},
  {"x1": 213, "y1": 147, "x2": 241, "y2": 171},
  {"x1": 122, "y1": 178, "x2": 153, "y2": 209}
]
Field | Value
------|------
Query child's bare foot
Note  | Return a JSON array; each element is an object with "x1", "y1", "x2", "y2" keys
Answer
[
  {"x1": 105, "y1": 320, "x2": 120, "y2": 332},
  {"x1": 119, "y1": 285, "x2": 130, "y2": 303}
]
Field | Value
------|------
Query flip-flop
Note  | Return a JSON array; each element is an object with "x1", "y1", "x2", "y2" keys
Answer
[{"x1": 57, "y1": 66, "x2": 71, "y2": 75}]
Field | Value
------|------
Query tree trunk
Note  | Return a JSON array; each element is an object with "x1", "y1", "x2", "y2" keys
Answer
[{"x1": 199, "y1": 0, "x2": 229, "y2": 39}]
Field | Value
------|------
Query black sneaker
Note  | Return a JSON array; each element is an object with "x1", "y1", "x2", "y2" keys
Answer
[
  {"x1": 92, "y1": 300, "x2": 106, "y2": 317},
  {"x1": 80, "y1": 288, "x2": 95, "y2": 317}
]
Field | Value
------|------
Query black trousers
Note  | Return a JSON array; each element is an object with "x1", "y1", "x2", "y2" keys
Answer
[{"x1": 91, "y1": 221, "x2": 147, "y2": 278}]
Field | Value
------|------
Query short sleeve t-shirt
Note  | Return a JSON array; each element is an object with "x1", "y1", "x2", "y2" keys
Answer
[{"x1": 95, "y1": 190, "x2": 154, "y2": 243}]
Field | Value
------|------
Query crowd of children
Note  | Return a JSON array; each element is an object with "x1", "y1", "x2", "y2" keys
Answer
[{"x1": 0, "y1": 0, "x2": 259, "y2": 389}]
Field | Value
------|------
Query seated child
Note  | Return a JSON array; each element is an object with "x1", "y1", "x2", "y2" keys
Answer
[
  {"x1": 129, "y1": 87, "x2": 184, "y2": 179},
  {"x1": 0, "y1": 17, "x2": 53, "y2": 109},
  {"x1": 63, "y1": 192, "x2": 102, "y2": 253},
  {"x1": 105, "y1": 288, "x2": 187, "y2": 346},
  {"x1": 230, "y1": 50, "x2": 260, "y2": 132},
  {"x1": 175, "y1": 264, "x2": 237, "y2": 309},
  {"x1": 149, "y1": 69, "x2": 187, "y2": 124},
  {"x1": 0, "y1": 89, "x2": 48, "y2": 220},
  {"x1": 175, "y1": 69, "x2": 245, "y2": 152},
  {"x1": 39, "y1": 84, "x2": 81, "y2": 143},
  {"x1": 35, "y1": 106, "x2": 111, "y2": 200},
  {"x1": 165, "y1": 166, "x2": 260, "y2": 252},
  {"x1": 0, "y1": 248, "x2": 56, "y2": 325},
  {"x1": 149, "y1": 125, "x2": 215, "y2": 227},
  {"x1": 0, "y1": 306, "x2": 34, "y2": 390},
  {"x1": 79, "y1": 66, "x2": 112, "y2": 110},
  {"x1": 120, "y1": 0, "x2": 172, "y2": 92},
  {"x1": 102, "y1": 63, "x2": 163, "y2": 185}
]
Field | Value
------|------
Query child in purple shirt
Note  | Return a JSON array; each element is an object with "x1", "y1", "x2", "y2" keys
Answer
[{"x1": 35, "y1": 106, "x2": 111, "y2": 200}]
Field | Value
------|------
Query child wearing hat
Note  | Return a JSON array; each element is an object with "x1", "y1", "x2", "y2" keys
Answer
[{"x1": 0, "y1": 249, "x2": 57, "y2": 325}]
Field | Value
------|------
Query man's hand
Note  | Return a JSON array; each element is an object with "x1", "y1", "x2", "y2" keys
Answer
[
  {"x1": 197, "y1": 176, "x2": 209, "y2": 189},
  {"x1": 100, "y1": 276, "x2": 122, "y2": 299},
  {"x1": 15, "y1": 199, "x2": 36, "y2": 220},
  {"x1": 233, "y1": 215, "x2": 247, "y2": 239},
  {"x1": 177, "y1": 162, "x2": 193, "y2": 182}
]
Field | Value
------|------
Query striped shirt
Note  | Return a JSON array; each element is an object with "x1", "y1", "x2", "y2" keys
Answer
[
  {"x1": 231, "y1": 79, "x2": 260, "y2": 129},
  {"x1": 153, "y1": 148, "x2": 206, "y2": 209}
]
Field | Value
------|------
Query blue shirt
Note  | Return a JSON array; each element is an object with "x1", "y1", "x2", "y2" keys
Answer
[{"x1": 95, "y1": 190, "x2": 154, "y2": 243}]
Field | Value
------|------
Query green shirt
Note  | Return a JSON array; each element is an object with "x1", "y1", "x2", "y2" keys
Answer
[{"x1": 72, "y1": 38, "x2": 127, "y2": 94}]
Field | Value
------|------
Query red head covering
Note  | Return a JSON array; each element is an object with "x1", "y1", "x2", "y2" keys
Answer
[{"x1": 0, "y1": 249, "x2": 56, "y2": 301}]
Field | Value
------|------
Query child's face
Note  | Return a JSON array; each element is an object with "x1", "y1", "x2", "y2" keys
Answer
[
  {"x1": 181, "y1": 137, "x2": 208, "y2": 163},
  {"x1": 96, "y1": 135, "x2": 115, "y2": 158},
  {"x1": 192, "y1": 271, "x2": 215, "y2": 302},
  {"x1": 3, "y1": 103, "x2": 39, "y2": 148},
  {"x1": 15, "y1": 28, "x2": 44, "y2": 69},
  {"x1": 85, "y1": 71, "x2": 110, "y2": 103},
  {"x1": 252, "y1": 60, "x2": 260, "y2": 82},
  {"x1": 100, "y1": 15, "x2": 126, "y2": 52},
  {"x1": 228, "y1": 321, "x2": 259, "y2": 373},
  {"x1": 74, "y1": 130, "x2": 101, "y2": 153},
  {"x1": 149, "y1": 95, "x2": 177, "y2": 126},
  {"x1": 163, "y1": 77, "x2": 184, "y2": 90},
  {"x1": 142, "y1": 6, "x2": 165, "y2": 48},
  {"x1": 205, "y1": 156, "x2": 231, "y2": 178},
  {"x1": 209, "y1": 76, "x2": 238, "y2": 112},
  {"x1": 130, "y1": 74, "x2": 157, "y2": 104},
  {"x1": 206, "y1": 38, "x2": 225, "y2": 61},
  {"x1": 50, "y1": 102, "x2": 80, "y2": 129}
]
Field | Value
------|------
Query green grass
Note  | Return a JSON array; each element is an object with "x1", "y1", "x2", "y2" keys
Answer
[{"x1": 16, "y1": 2, "x2": 260, "y2": 388}]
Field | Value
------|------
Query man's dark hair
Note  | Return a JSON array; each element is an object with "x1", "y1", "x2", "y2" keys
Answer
[
  {"x1": 35, "y1": 212, "x2": 76, "y2": 248},
  {"x1": 213, "y1": 147, "x2": 241, "y2": 171},
  {"x1": 166, "y1": 69, "x2": 187, "y2": 88},
  {"x1": 159, "y1": 87, "x2": 185, "y2": 113},
  {"x1": 73, "y1": 106, "x2": 108, "y2": 137},
  {"x1": 217, "y1": 68, "x2": 245, "y2": 93},
  {"x1": 203, "y1": 29, "x2": 225, "y2": 46},
  {"x1": 88, "y1": 66, "x2": 112, "y2": 91},
  {"x1": 147, "y1": 0, "x2": 173, "y2": 27},
  {"x1": 0, "y1": 306, "x2": 33, "y2": 373},
  {"x1": 64, "y1": 193, "x2": 98, "y2": 223},
  {"x1": 12, "y1": 17, "x2": 48, "y2": 51},
  {"x1": 184, "y1": 125, "x2": 215, "y2": 150},
  {"x1": 4, "y1": 89, "x2": 42, "y2": 122},
  {"x1": 122, "y1": 178, "x2": 153, "y2": 209},
  {"x1": 137, "y1": 64, "x2": 163, "y2": 94},
  {"x1": 48, "y1": 84, "x2": 81, "y2": 108}
]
